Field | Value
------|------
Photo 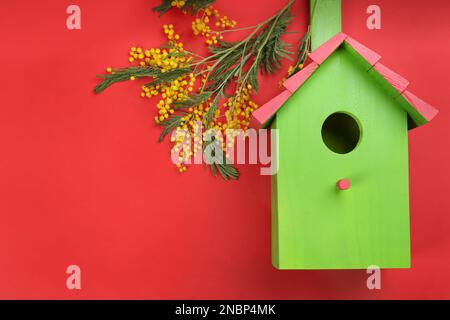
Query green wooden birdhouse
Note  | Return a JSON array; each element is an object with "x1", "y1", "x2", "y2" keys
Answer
[{"x1": 250, "y1": 0, "x2": 438, "y2": 270}]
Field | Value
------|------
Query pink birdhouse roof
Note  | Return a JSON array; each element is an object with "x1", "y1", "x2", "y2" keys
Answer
[{"x1": 250, "y1": 32, "x2": 438, "y2": 130}]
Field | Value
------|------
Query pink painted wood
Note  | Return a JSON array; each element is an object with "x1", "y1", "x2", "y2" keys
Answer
[
  {"x1": 345, "y1": 36, "x2": 381, "y2": 67},
  {"x1": 373, "y1": 63, "x2": 410, "y2": 94},
  {"x1": 336, "y1": 179, "x2": 351, "y2": 191},
  {"x1": 308, "y1": 32, "x2": 348, "y2": 65},
  {"x1": 401, "y1": 90, "x2": 439, "y2": 122},
  {"x1": 283, "y1": 62, "x2": 319, "y2": 93},
  {"x1": 250, "y1": 90, "x2": 292, "y2": 129}
]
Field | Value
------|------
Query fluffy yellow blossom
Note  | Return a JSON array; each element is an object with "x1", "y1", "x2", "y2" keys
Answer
[
  {"x1": 171, "y1": 0, "x2": 185, "y2": 9},
  {"x1": 191, "y1": 5, "x2": 237, "y2": 45},
  {"x1": 110, "y1": 16, "x2": 260, "y2": 175},
  {"x1": 224, "y1": 84, "x2": 258, "y2": 132}
]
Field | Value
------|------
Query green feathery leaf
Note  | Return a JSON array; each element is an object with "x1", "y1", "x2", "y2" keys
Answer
[
  {"x1": 203, "y1": 140, "x2": 239, "y2": 180},
  {"x1": 257, "y1": 3, "x2": 294, "y2": 75},
  {"x1": 173, "y1": 91, "x2": 213, "y2": 108},
  {"x1": 152, "y1": 0, "x2": 173, "y2": 16},
  {"x1": 146, "y1": 67, "x2": 192, "y2": 86},
  {"x1": 288, "y1": 29, "x2": 311, "y2": 78},
  {"x1": 194, "y1": 0, "x2": 294, "y2": 99},
  {"x1": 158, "y1": 113, "x2": 187, "y2": 142},
  {"x1": 94, "y1": 67, "x2": 159, "y2": 94},
  {"x1": 203, "y1": 95, "x2": 220, "y2": 128},
  {"x1": 94, "y1": 66, "x2": 191, "y2": 94},
  {"x1": 153, "y1": 0, "x2": 216, "y2": 16},
  {"x1": 216, "y1": 162, "x2": 239, "y2": 180}
]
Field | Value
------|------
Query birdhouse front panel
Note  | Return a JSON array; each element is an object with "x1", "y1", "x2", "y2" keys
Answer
[{"x1": 271, "y1": 45, "x2": 411, "y2": 270}]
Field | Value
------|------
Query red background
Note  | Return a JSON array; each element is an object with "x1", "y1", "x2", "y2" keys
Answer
[{"x1": 1, "y1": 0, "x2": 449, "y2": 299}]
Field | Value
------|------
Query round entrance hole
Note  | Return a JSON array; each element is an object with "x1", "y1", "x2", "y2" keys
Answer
[{"x1": 321, "y1": 112, "x2": 361, "y2": 154}]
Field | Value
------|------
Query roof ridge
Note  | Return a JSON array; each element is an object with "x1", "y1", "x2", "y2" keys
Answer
[{"x1": 250, "y1": 33, "x2": 438, "y2": 129}]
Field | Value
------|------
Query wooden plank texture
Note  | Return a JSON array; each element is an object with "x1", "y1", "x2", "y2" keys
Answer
[
  {"x1": 250, "y1": 90, "x2": 292, "y2": 129},
  {"x1": 310, "y1": 0, "x2": 342, "y2": 50},
  {"x1": 283, "y1": 62, "x2": 319, "y2": 94},
  {"x1": 345, "y1": 36, "x2": 382, "y2": 67},
  {"x1": 308, "y1": 32, "x2": 347, "y2": 65}
]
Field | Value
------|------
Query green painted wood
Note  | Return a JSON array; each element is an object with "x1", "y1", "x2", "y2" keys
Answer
[
  {"x1": 310, "y1": 0, "x2": 342, "y2": 50},
  {"x1": 343, "y1": 41, "x2": 427, "y2": 127},
  {"x1": 271, "y1": 45, "x2": 411, "y2": 269}
]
